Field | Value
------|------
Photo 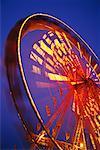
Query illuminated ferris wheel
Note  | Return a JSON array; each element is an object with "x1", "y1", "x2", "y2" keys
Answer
[{"x1": 5, "y1": 14, "x2": 100, "y2": 150}]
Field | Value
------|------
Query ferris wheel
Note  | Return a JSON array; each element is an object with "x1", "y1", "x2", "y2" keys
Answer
[{"x1": 5, "y1": 14, "x2": 100, "y2": 150}]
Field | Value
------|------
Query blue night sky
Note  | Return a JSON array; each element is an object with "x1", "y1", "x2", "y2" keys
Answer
[{"x1": 1, "y1": 0, "x2": 100, "y2": 149}]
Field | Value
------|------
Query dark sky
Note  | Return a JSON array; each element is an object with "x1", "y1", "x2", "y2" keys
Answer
[{"x1": 1, "y1": 0, "x2": 100, "y2": 56}]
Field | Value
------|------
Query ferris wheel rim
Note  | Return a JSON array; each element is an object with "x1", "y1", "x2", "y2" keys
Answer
[
  {"x1": 5, "y1": 13, "x2": 100, "y2": 149},
  {"x1": 17, "y1": 13, "x2": 99, "y2": 148}
]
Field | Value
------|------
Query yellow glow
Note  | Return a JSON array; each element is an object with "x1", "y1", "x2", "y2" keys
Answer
[
  {"x1": 61, "y1": 43, "x2": 67, "y2": 54},
  {"x1": 77, "y1": 42, "x2": 81, "y2": 50},
  {"x1": 97, "y1": 73, "x2": 100, "y2": 77},
  {"x1": 61, "y1": 42, "x2": 70, "y2": 54},
  {"x1": 30, "y1": 51, "x2": 43, "y2": 65},
  {"x1": 30, "y1": 51, "x2": 37, "y2": 62},
  {"x1": 93, "y1": 64, "x2": 98, "y2": 70},
  {"x1": 45, "y1": 37, "x2": 52, "y2": 45},
  {"x1": 62, "y1": 32, "x2": 72, "y2": 49},
  {"x1": 45, "y1": 63, "x2": 55, "y2": 73},
  {"x1": 54, "y1": 39, "x2": 67, "y2": 55},
  {"x1": 55, "y1": 31, "x2": 63, "y2": 41},
  {"x1": 98, "y1": 115, "x2": 100, "y2": 121},
  {"x1": 53, "y1": 56, "x2": 57, "y2": 64},
  {"x1": 51, "y1": 43, "x2": 55, "y2": 51},
  {"x1": 58, "y1": 49, "x2": 62, "y2": 56},
  {"x1": 89, "y1": 56, "x2": 91, "y2": 65},
  {"x1": 54, "y1": 51, "x2": 65, "y2": 66},
  {"x1": 64, "y1": 57, "x2": 71, "y2": 63},
  {"x1": 33, "y1": 43, "x2": 38, "y2": 49},
  {"x1": 90, "y1": 134, "x2": 96, "y2": 149},
  {"x1": 33, "y1": 43, "x2": 45, "y2": 57},
  {"x1": 68, "y1": 55, "x2": 74, "y2": 62},
  {"x1": 47, "y1": 57, "x2": 54, "y2": 66},
  {"x1": 60, "y1": 43, "x2": 67, "y2": 55},
  {"x1": 94, "y1": 116, "x2": 99, "y2": 127},
  {"x1": 54, "y1": 39, "x2": 61, "y2": 47},
  {"x1": 30, "y1": 51, "x2": 37, "y2": 61},
  {"x1": 80, "y1": 142, "x2": 84, "y2": 148},
  {"x1": 37, "y1": 56, "x2": 43, "y2": 65},
  {"x1": 48, "y1": 73, "x2": 69, "y2": 81},
  {"x1": 37, "y1": 131, "x2": 46, "y2": 142},
  {"x1": 39, "y1": 40, "x2": 53, "y2": 56}
]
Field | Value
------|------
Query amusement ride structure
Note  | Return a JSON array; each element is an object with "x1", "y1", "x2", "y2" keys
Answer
[{"x1": 5, "y1": 14, "x2": 100, "y2": 150}]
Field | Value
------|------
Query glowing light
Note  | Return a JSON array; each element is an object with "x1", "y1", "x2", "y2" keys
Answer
[
  {"x1": 55, "y1": 31, "x2": 63, "y2": 41},
  {"x1": 90, "y1": 134, "x2": 96, "y2": 149},
  {"x1": 32, "y1": 65, "x2": 41, "y2": 74},
  {"x1": 45, "y1": 63, "x2": 55, "y2": 73},
  {"x1": 37, "y1": 131, "x2": 46, "y2": 143},
  {"x1": 77, "y1": 42, "x2": 83, "y2": 58},
  {"x1": 54, "y1": 52, "x2": 65, "y2": 66},
  {"x1": 49, "y1": 32, "x2": 54, "y2": 37},
  {"x1": 58, "y1": 49, "x2": 62, "y2": 56},
  {"x1": 97, "y1": 73, "x2": 100, "y2": 77},
  {"x1": 39, "y1": 40, "x2": 53, "y2": 56},
  {"x1": 48, "y1": 73, "x2": 70, "y2": 81},
  {"x1": 80, "y1": 142, "x2": 84, "y2": 148},
  {"x1": 97, "y1": 115, "x2": 100, "y2": 121},
  {"x1": 46, "y1": 57, "x2": 54, "y2": 66},
  {"x1": 30, "y1": 51, "x2": 43, "y2": 65},
  {"x1": 54, "y1": 39, "x2": 67, "y2": 55},
  {"x1": 77, "y1": 42, "x2": 81, "y2": 50},
  {"x1": 89, "y1": 56, "x2": 91, "y2": 65},
  {"x1": 45, "y1": 37, "x2": 52, "y2": 45},
  {"x1": 43, "y1": 34, "x2": 47, "y2": 39},
  {"x1": 33, "y1": 43, "x2": 45, "y2": 57},
  {"x1": 93, "y1": 63, "x2": 98, "y2": 70},
  {"x1": 30, "y1": 51, "x2": 37, "y2": 62},
  {"x1": 66, "y1": 133, "x2": 70, "y2": 140},
  {"x1": 51, "y1": 43, "x2": 55, "y2": 51},
  {"x1": 6, "y1": 13, "x2": 100, "y2": 150},
  {"x1": 62, "y1": 32, "x2": 72, "y2": 49}
]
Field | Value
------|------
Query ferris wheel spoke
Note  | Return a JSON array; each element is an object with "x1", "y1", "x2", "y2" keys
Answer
[
  {"x1": 78, "y1": 85, "x2": 100, "y2": 148},
  {"x1": 85, "y1": 116, "x2": 100, "y2": 148},
  {"x1": 52, "y1": 102, "x2": 69, "y2": 139},
  {"x1": 34, "y1": 89, "x2": 73, "y2": 143},
  {"x1": 46, "y1": 89, "x2": 73, "y2": 128},
  {"x1": 72, "y1": 116, "x2": 87, "y2": 150}
]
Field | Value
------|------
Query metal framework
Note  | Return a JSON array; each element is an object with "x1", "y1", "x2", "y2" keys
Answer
[{"x1": 5, "y1": 14, "x2": 100, "y2": 150}]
